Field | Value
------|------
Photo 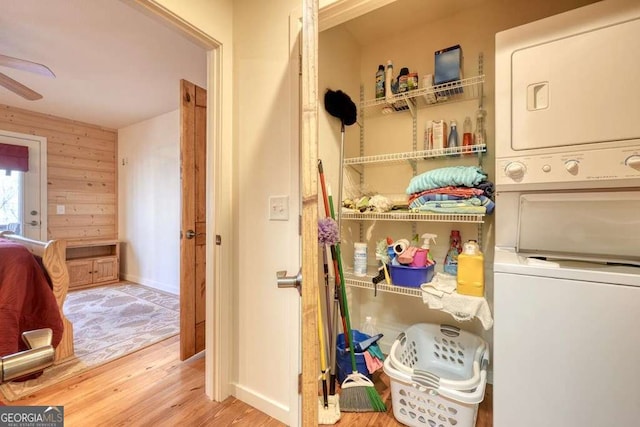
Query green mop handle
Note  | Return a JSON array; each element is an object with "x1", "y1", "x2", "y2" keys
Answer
[{"x1": 328, "y1": 194, "x2": 359, "y2": 373}]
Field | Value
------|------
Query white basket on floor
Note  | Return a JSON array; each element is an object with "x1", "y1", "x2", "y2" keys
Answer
[
  {"x1": 384, "y1": 356, "x2": 487, "y2": 427},
  {"x1": 389, "y1": 323, "x2": 488, "y2": 391},
  {"x1": 384, "y1": 323, "x2": 489, "y2": 427}
]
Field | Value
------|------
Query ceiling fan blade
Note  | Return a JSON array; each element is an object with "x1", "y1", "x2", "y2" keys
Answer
[
  {"x1": 0, "y1": 72, "x2": 43, "y2": 100},
  {"x1": 0, "y1": 54, "x2": 55, "y2": 78}
]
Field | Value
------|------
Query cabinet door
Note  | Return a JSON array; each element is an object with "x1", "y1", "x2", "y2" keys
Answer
[
  {"x1": 67, "y1": 259, "x2": 93, "y2": 288},
  {"x1": 93, "y1": 257, "x2": 118, "y2": 283}
]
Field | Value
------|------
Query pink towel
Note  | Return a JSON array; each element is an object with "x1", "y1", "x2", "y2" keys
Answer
[{"x1": 363, "y1": 351, "x2": 384, "y2": 374}]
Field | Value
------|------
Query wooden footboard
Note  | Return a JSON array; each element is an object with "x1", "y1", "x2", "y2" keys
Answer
[{"x1": 0, "y1": 231, "x2": 75, "y2": 363}]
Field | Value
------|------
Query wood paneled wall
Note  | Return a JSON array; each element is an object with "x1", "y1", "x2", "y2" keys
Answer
[{"x1": 0, "y1": 104, "x2": 117, "y2": 241}]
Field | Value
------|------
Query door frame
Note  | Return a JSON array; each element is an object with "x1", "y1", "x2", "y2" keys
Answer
[
  {"x1": 131, "y1": 0, "x2": 229, "y2": 400},
  {"x1": 0, "y1": 129, "x2": 47, "y2": 241}
]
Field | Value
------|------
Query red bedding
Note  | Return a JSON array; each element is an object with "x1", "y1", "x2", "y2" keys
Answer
[{"x1": 0, "y1": 238, "x2": 63, "y2": 357}]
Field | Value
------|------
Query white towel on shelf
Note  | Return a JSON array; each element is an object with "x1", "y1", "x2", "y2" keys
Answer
[{"x1": 421, "y1": 273, "x2": 494, "y2": 330}]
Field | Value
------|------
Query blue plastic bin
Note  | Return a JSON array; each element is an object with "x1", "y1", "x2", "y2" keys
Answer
[
  {"x1": 336, "y1": 330, "x2": 371, "y2": 384},
  {"x1": 389, "y1": 263, "x2": 435, "y2": 288}
]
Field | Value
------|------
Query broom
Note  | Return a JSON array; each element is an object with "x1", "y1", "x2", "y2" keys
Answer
[{"x1": 328, "y1": 191, "x2": 386, "y2": 413}]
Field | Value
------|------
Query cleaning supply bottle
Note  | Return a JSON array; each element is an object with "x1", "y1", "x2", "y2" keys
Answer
[
  {"x1": 462, "y1": 116, "x2": 473, "y2": 155},
  {"x1": 420, "y1": 233, "x2": 437, "y2": 265},
  {"x1": 448, "y1": 120, "x2": 459, "y2": 156},
  {"x1": 384, "y1": 60, "x2": 394, "y2": 103},
  {"x1": 474, "y1": 107, "x2": 487, "y2": 146},
  {"x1": 457, "y1": 240, "x2": 485, "y2": 297},
  {"x1": 353, "y1": 242, "x2": 368, "y2": 277},
  {"x1": 443, "y1": 230, "x2": 462, "y2": 275},
  {"x1": 375, "y1": 64, "x2": 385, "y2": 99}
]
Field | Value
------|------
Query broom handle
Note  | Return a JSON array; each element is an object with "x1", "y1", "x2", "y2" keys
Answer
[
  {"x1": 317, "y1": 291, "x2": 329, "y2": 408},
  {"x1": 328, "y1": 193, "x2": 358, "y2": 373}
]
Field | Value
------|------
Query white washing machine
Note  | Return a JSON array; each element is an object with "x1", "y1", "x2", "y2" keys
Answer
[{"x1": 494, "y1": 249, "x2": 640, "y2": 426}]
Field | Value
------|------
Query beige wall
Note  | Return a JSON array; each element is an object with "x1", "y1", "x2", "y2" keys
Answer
[
  {"x1": 0, "y1": 104, "x2": 117, "y2": 241},
  {"x1": 319, "y1": 0, "x2": 598, "y2": 373}
]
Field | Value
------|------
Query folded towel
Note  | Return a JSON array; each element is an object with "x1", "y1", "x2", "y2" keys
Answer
[
  {"x1": 406, "y1": 166, "x2": 487, "y2": 194},
  {"x1": 421, "y1": 275, "x2": 494, "y2": 330},
  {"x1": 410, "y1": 195, "x2": 495, "y2": 214}
]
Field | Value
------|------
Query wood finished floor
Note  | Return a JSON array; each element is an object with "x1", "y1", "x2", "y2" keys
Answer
[{"x1": 5, "y1": 335, "x2": 493, "y2": 426}]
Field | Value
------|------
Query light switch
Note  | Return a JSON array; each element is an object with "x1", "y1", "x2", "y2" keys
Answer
[
  {"x1": 269, "y1": 196, "x2": 289, "y2": 221},
  {"x1": 56, "y1": 205, "x2": 65, "y2": 215}
]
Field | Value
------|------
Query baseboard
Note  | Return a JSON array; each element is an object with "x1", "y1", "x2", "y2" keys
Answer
[
  {"x1": 121, "y1": 273, "x2": 178, "y2": 295},
  {"x1": 233, "y1": 383, "x2": 290, "y2": 425}
]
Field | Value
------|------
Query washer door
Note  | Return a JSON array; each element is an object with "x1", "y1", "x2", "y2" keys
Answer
[{"x1": 494, "y1": 271, "x2": 640, "y2": 427}]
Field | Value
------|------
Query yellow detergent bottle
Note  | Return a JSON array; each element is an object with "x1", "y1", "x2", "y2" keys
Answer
[{"x1": 456, "y1": 240, "x2": 484, "y2": 297}]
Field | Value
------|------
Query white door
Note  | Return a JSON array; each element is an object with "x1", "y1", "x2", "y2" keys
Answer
[{"x1": 0, "y1": 130, "x2": 47, "y2": 241}]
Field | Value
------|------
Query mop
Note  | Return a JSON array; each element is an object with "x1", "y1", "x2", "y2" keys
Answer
[{"x1": 316, "y1": 246, "x2": 341, "y2": 424}]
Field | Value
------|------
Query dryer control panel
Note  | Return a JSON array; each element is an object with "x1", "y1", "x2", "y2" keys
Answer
[{"x1": 496, "y1": 145, "x2": 640, "y2": 188}]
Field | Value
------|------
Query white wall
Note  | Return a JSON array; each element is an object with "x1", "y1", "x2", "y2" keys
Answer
[
  {"x1": 118, "y1": 110, "x2": 180, "y2": 294},
  {"x1": 232, "y1": 0, "x2": 301, "y2": 423}
]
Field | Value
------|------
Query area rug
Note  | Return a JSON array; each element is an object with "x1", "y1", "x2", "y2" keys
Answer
[{"x1": 0, "y1": 282, "x2": 179, "y2": 401}]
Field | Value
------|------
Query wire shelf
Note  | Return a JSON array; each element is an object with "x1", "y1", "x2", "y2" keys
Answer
[
  {"x1": 341, "y1": 211, "x2": 485, "y2": 223},
  {"x1": 344, "y1": 144, "x2": 486, "y2": 165},
  {"x1": 345, "y1": 273, "x2": 422, "y2": 298},
  {"x1": 361, "y1": 75, "x2": 485, "y2": 117}
]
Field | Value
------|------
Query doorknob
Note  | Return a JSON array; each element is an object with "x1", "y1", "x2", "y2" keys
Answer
[
  {"x1": 29, "y1": 220, "x2": 39, "y2": 226},
  {"x1": 185, "y1": 230, "x2": 196, "y2": 239},
  {"x1": 276, "y1": 269, "x2": 302, "y2": 296}
]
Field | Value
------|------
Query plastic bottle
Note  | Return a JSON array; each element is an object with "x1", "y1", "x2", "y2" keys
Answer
[
  {"x1": 361, "y1": 316, "x2": 379, "y2": 337},
  {"x1": 384, "y1": 60, "x2": 394, "y2": 103},
  {"x1": 443, "y1": 230, "x2": 462, "y2": 276},
  {"x1": 424, "y1": 121, "x2": 433, "y2": 151},
  {"x1": 420, "y1": 233, "x2": 437, "y2": 264},
  {"x1": 354, "y1": 242, "x2": 368, "y2": 277},
  {"x1": 456, "y1": 240, "x2": 485, "y2": 297},
  {"x1": 462, "y1": 116, "x2": 473, "y2": 155},
  {"x1": 375, "y1": 65, "x2": 385, "y2": 99},
  {"x1": 448, "y1": 120, "x2": 459, "y2": 155},
  {"x1": 474, "y1": 108, "x2": 487, "y2": 146},
  {"x1": 397, "y1": 67, "x2": 410, "y2": 93}
]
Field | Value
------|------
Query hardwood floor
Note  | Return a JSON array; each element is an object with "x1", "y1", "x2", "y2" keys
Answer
[{"x1": 5, "y1": 335, "x2": 493, "y2": 426}]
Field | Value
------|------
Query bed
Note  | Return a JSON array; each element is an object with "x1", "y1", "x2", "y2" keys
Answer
[{"x1": 0, "y1": 231, "x2": 74, "y2": 364}]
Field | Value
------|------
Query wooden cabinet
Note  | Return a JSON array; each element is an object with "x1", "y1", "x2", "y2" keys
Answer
[{"x1": 66, "y1": 240, "x2": 119, "y2": 289}]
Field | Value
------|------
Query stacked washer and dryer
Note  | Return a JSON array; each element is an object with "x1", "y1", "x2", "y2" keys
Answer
[{"x1": 493, "y1": 1, "x2": 640, "y2": 426}]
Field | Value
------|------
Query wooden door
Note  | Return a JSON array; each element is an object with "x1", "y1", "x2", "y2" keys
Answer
[
  {"x1": 300, "y1": 0, "x2": 320, "y2": 424},
  {"x1": 180, "y1": 79, "x2": 207, "y2": 360}
]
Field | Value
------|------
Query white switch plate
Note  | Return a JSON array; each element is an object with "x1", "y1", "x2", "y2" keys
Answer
[
  {"x1": 56, "y1": 205, "x2": 65, "y2": 215},
  {"x1": 269, "y1": 195, "x2": 289, "y2": 221}
]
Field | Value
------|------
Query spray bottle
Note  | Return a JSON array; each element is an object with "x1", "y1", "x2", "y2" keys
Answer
[{"x1": 421, "y1": 233, "x2": 437, "y2": 265}]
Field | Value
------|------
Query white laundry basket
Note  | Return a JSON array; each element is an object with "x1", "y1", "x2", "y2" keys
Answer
[
  {"x1": 389, "y1": 323, "x2": 488, "y2": 391},
  {"x1": 384, "y1": 323, "x2": 489, "y2": 427}
]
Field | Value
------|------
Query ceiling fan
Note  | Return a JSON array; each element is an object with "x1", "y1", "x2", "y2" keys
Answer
[{"x1": 0, "y1": 54, "x2": 56, "y2": 101}]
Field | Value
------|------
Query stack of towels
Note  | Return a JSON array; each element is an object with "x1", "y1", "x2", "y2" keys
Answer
[{"x1": 406, "y1": 166, "x2": 495, "y2": 214}]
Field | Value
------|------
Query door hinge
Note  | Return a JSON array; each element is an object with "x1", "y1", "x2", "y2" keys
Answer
[
  {"x1": 216, "y1": 234, "x2": 222, "y2": 245},
  {"x1": 298, "y1": 373, "x2": 302, "y2": 394},
  {"x1": 298, "y1": 53, "x2": 302, "y2": 76},
  {"x1": 299, "y1": 215, "x2": 302, "y2": 236}
]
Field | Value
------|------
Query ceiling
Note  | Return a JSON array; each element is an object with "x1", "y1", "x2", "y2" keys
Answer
[
  {"x1": 337, "y1": 0, "x2": 489, "y2": 46},
  {"x1": 0, "y1": 0, "x2": 207, "y2": 130}
]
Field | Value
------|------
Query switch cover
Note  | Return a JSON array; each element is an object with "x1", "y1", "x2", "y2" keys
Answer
[{"x1": 269, "y1": 196, "x2": 289, "y2": 221}]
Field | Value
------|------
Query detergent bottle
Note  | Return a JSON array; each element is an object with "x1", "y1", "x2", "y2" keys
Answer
[
  {"x1": 456, "y1": 240, "x2": 485, "y2": 297},
  {"x1": 443, "y1": 230, "x2": 462, "y2": 275}
]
